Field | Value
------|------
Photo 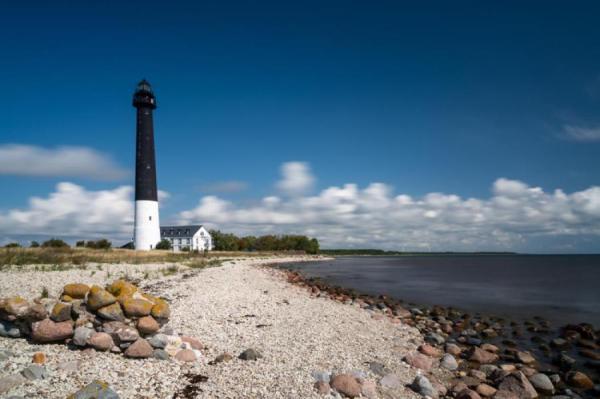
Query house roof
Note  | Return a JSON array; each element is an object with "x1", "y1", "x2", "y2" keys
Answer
[{"x1": 160, "y1": 225, "x2": 203, "y2": 238}]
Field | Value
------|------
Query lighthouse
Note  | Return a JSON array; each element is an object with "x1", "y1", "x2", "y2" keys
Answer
[{"x1": 132, "y1": 79, "x2": 160, "y2": 250}]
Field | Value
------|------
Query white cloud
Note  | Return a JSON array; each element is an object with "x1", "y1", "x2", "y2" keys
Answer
[
  {"x1": 200, "y1": 180, "x2": 248, "y2": 194},
  {"x1": 178, "y1": 163, "x2": 600, "y2": 252},
  {"x1": 0, "y1": 182, "x2": 133, "y2": 240},
  {"x1": 276, "y1": 162, "x2": 315, "y2": 196},
  {"x1": 563, "y1": 125, "x2": 600, "y2": 142},
  {"x1": 2, "y1": 163, "x2": 600, "y2": 252},
  {"x1": 0, "y1": 144, "x2": 128, "y2": 180}
]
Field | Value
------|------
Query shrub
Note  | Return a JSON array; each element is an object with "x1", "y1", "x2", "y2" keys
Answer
[
  {"x1": 76, "y1": 240, "x2": 85, "y2": 247},
  {"x1": 155, "y1": 239, "x2": 172, "y2": 250},
  {"x1": 30, "y1": 241, "x2": 40, "y2": 248},
  {"x1": 86, "y1": 239, "x2": 111, "y2": 250},
  {"x1": 41, "y1": 238, "x2": 69, "y2": 248},
  {"x1": 4, "y1": 242, "x2": 21, "y2": 248}
]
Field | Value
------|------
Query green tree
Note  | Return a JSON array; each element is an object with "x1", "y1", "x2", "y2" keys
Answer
[
  {"x1": 41, "y1": 238, "x2": 69, "y2": 248},
  {"x1": 30, "y1": 241, "x2": 40, "y2": 248},
  {"x1": 155, "y1": 239, "x2": 172, "y2": 250},
  {"x1": 76, "y1": 240, "x2": 85, "y2": 247},
  {"x1": 4, "y1": 242, "x2": 21, "y2": 248}
]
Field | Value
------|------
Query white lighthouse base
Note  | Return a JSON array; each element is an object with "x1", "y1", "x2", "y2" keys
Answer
[{"x1": 134, "y1": 200, "x2": 161, "y2": 250}]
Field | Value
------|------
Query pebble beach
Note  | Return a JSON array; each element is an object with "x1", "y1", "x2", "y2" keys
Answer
[{"x1": 0, "y1": 256, "x2": 434, "y2": 398}]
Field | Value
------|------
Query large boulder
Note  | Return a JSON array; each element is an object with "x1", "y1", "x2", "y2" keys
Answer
[
  {"x1": 96, "y1": 302, "x2": 125, "y2": 322},
  {"x1": 73, "y1": 326, "x2": 94, "y2": 347},
  {"x1": 102, "y1": 321, "x2": 139, "y2": 343},
  {"x1": 86, "y1": 286, "x2": 116, "y2": 311},
  {"x1": 106, "y1": 280, "x2": 137, "y2": 298},
  {"x1": 31, "y1": 319, "x2": 73, "y2": 343},
  {"x1": 150, "y1": 301, "x2": 170, "y2": 319},
  {"x1": 528, "y1": 373, "x2": 554, "y2": 395},
  {"x1": 330, "y1": 374, "x2": 361, "y2": 398},
  {"x1": 468, "y1": 347, "x2": 499, "y2": 364},
  {"x1": 122, "y1": 298, "x2": 153, "y2": 318},
  {"x1": 497, "y1": 371, "x2": 538, "y2": 399},
  {"x1": 565, "y1": 371, "x2": 594, "y2": 389},
  {"x1": 50, "y1": 302, "x2": 72, "y2": 322},
  {"x1": 88, "y1": 332, "x2": 114, "y2": 351},
  {"x1": 124, "y1": 339, "x2": 153, "y2": 358},
  {"x1": 0, "y1": 297, "x2": 30, "y2": 320},
  {"x1": 136, "y1": 316, "x2": 160, "y2": 335},
  {"x1": 63, "y1": 284, "x2": 90, "y2": 300}
]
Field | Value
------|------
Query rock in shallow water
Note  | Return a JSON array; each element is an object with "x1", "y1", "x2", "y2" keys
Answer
[
  {"x1": 528, "y1": 373, "x2": 554, "y2": 395},
  {"x1": 497, "y1": 371, "x2": 538, "y2": 399},
  {"x1": 441, "y1": 353, "x2": 458, "y2": 370}
]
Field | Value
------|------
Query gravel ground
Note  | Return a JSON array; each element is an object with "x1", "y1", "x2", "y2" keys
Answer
[{"x1": 0, "y1": 256, "x2": 438, "y2": 398}]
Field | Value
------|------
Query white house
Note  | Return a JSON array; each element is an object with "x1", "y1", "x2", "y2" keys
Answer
[{"x1": 159, "y1": 225, "x2": 212, "y2": 252}]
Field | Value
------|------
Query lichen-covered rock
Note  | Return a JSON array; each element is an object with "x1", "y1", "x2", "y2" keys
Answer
[
  {"x1": 89, "y1": 332, "x2": 114, "y2": 351},
  {"x1": 106, "y1": 280, "x2": 137, "y2": 297},
  {"x1": 63, "y1": 284, "x2": 90, "y2": 299},
  {"x1": 122, "y1": 298, "x2": 153, "y2": 317},
  {"x1": 31, "y1": 319, "x2": 73, "y2": 343},
  {"x1": 67, "y1": 380, "x2": 119, "y2": 399},
  {"x1": 86, "y1": 286, "x2": 116, "y2": 311},
  {"x1": 136, "y1": 315, "x2": 159, "y2": 335},
  {"x1": 0, "y1": 297, "x2": 30, "y2": 320},
  {"x1": 50, "y1": 302, "x2": 72, "y2": 322},
  {"x1": 124, "y1": 338, "x2": 153, "y2": 358},
  {"x1": 150, "y1": 301, "x2": 170, "y2": 319},
  {"x1": 96, "y1": 302, "x2": 124, "y2": 321},
  {"x1": 330, "y1": 374, "x2": 361, "y2": 398}
]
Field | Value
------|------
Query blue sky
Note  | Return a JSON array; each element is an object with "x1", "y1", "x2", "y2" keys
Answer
[{"x1": 1, "y1": 1, "x2": 600, "y2": 252}]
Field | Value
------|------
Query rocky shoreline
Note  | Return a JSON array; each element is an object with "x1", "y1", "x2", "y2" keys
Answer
[
  {"x1": 0, "y1": 256, "x2": 432, "y2": 398},
  {"x1": 276, "y1": 266, "x2": 600, "y2": 399}
]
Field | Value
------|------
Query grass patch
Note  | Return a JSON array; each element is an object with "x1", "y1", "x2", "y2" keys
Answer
[{"x1": 0, "y1": 247, "x2": 278, "y2": 269}]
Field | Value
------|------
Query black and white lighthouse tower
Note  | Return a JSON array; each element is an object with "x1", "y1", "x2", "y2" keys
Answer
[{"x1": 132, "y1": 79, "x2": 160, "y2": 250}]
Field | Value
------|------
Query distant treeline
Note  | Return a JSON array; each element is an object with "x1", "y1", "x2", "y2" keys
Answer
[
  {"x1": 320, "y1": 249, "x2": 517, "y2": 256},
  {"x1": 3, "y1": 238, "x2": 112, "y2": 249},
  {"x1": 209, "y1": 230, "x2": 319, "y2": 254}
]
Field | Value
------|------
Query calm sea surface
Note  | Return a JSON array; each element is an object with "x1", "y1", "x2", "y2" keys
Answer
[{"x1": 284, "y1": 255, "x2": 600, "y2": 327}]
